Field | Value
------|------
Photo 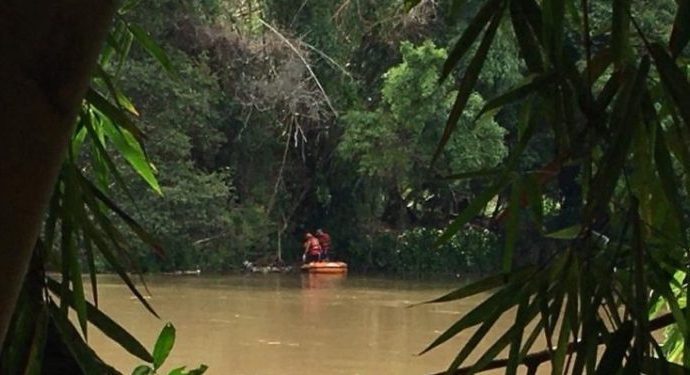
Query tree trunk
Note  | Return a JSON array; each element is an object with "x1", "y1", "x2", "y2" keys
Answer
[{"x1": 0, "y1": 0, "x2": 117, "y2": 348}]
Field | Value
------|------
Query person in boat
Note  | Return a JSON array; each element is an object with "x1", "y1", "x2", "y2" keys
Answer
[
  {"x1": 315, "y1": 229, "x2": 332, "y2": 261},
  {"x1": 303, "y1": 233, "x2": 322, "y2": 263}
]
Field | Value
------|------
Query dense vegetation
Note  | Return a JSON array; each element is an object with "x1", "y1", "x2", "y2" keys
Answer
[
  {"x1": 2, "y1": 0, "x2": 690, "y2": 374},
  {"x1": 100, "y1": 0, "x2": 531, "y2": 274}
]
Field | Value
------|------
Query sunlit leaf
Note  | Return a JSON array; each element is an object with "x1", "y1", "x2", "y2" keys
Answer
[
  {"x1": 94, "y1": 65, "x2": 140, "y2": 116},
  {"x1": 153, "y1": 323, "x2": 176, "y2": 370},
  {"x1": 132, "y1": 365, "x2": 153, "y2": 375},
  {"x1": 86, "y1": 88, "x2": 145, "y2": 141},
  {"x1": 99, "y1": 113, "x2": 162, "y2": 195}
]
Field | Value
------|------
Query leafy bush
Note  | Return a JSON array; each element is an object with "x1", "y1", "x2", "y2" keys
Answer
[{"x1": 356, "y1": 226, "x2": 500, "y2": 277}]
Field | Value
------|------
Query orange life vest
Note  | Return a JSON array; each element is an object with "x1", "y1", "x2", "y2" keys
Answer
[{"x1": 307, "y1": 237, "x2": 322, "y2": 255}]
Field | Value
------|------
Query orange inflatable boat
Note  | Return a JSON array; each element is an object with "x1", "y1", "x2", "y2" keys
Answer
[{"x1": 300, "y1": 261, "x2": 348, "y2": 274}]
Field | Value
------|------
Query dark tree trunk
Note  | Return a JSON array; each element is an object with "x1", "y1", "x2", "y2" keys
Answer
[{"x1": 0, "y1": 0, "x2": 117, "y2": 347}]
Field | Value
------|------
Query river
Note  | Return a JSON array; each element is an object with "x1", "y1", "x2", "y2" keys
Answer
[{"x1": 88, "y1": 274, "x2": 521, "y2": 374}]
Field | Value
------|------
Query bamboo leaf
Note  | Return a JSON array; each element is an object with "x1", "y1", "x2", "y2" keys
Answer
[
  {"x1": 585, "y1": 57, "x2": 650, "y2": 222},
  {"x1": 648, "y1": 271, "x2": 688, "y2": 337},
  {"x1": 99, "y1": 114, "x2": 162, "y2": 195},
  {"x1": 654, "y1": 124, "x2": 688, "y2": 246},
  {"x1": 128, "y1": 24, "x2": 175, "y2": 75},
  {"x1": 81, "y1": 176, "x2": 164, "y2": 257},
  {"x1": 94, "y1": 65, "x2": 139, "y2": 116},
  {"x1": 439, "y1": 0, "x2": 503, "y2": 82},
  {"x1": 542, "y1": 0, "x2": 566, "y2": 66},
  {"x1": 83, "y1": 113, "x2": 140, "y2": 204},
  {"x1": 83, "y1": 219, "x2": 159, "y2": 319},
  {"x1": 415, "y1": 266, "x2": 536, "y2": 305},
  {"x1": 86, "y1": 88, "x2": 144, "y2": 141},
  {"x1": 553, "y1": 263, "x2": 578, "y2": 373},
  {"x1": 510, "y1": 0, "x2": 544, "y2": 73},
  {"x1": 420, "y1": 282, "x2": 523, "y2": 354},
  {"x1": 47, "y1": 301, "x2": 102, "y2": 375},
  {"x1": 434, "y1": 175, "x2": 509, "y2": 247},
  {"x1": 132, "y1": 365, "x2": 153, "y2": 375},
  {"x1": 62, "y1": 165, "x2": 89, "y2": 338},
  {"x1": 68, "y1": 233, "x2": 88, "y2": 339},
  {"x1": 22, "y1": 307, "x2": 48, "y2": 375},
  {"x1": 467, "y1": 297, "x2": 540, "y2": 373},
  {"x1": 83, "y1": 236, "x2": 99, "y2": 308},
  {"x1": 642, "y1": 356, "x2": 689, "y2": 374},
  {"x1": 153, "y1": 323, "x2": 176, "y2": 370},
  {"x1": 649, "y1": 43, "x2": 690, "y2": 139},
  {"x1": 595, "y1": 322, "x2": 634, "y2": 374},
  {"x1": 611, "y1": 0, "x2": 632, "y2": 68},
  {"x1": 445, "y1": 302, "x2": 505, "y2": 371},
  {"x1": 504, "y1": 177, "x2": 520, "y2": 273},
  {"x1": 432, "y1": 3, "x2": 504, "y2": 164},
  {"x1": 475, "y1": 72, "x2": 557, "y2": 120},
  {"x1": 46, "y1": 278, "x2": 154, "y2": 363},
  {"x1": 506, "y1": 297, "x2": 529, "y2": 375}
]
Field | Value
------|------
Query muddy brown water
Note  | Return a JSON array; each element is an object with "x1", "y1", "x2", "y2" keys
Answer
[{"x1": 88, "y1": 274, "x2": 538, "y2": 374}]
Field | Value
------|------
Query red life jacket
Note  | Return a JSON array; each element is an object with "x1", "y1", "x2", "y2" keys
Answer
[
  {"x1": 317, "y1": 233, "x2": 331, "y2": 252},
  {"x1": 307, "y1": 237, "x2": 322, "y2": 255}
]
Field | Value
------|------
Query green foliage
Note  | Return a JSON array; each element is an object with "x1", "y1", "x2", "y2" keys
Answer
[
  {"x1": 392, "y1": 226, "x2": 500, "y2": 276},
  {"x1": 112, "y1": 51, "x2": 275, "y2": 272},
  {"x1": 132, "y1": 323, "x2": 207, "y2": 375},
  {"x1": 339, "y1": 40, "x2": 507, "y2": 181}
]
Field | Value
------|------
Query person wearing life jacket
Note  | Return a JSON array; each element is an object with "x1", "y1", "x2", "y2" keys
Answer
[
  {"x1": 315, "y1": 229, "x2": 332, "y2": 261},
  {"x1": 303, "y1": 233, "x2": 322, "y2": 263}
]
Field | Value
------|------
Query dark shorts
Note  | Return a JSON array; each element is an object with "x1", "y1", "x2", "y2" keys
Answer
[{"x1": 305, "y1": 253, "x2": 320, "y2": 263}]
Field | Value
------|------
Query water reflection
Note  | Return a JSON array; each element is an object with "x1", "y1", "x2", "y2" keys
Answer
[{"x1": 300, "y1": 273, "x2": 346, "y2": 289}]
